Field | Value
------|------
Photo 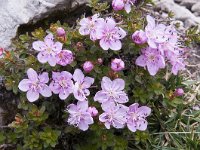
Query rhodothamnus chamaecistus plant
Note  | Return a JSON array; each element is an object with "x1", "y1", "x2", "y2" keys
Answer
[{"x1": 1, "y1": 0, "x2": 200, "y2": 149}]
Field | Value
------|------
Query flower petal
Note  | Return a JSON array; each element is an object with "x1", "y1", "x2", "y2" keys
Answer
[
  {"x1": 59, "y1": 90, "x2": 70, "y2": 100},
  {"x1": 37, "y1": 52, "x2": 48, "y2": 64},
  {"x1": 147, "y1": 62, "x2": 159, "y2": 76},
  {"x1": 109, "y1": 40, "x2": 122, "y2": 51},
  {"x1": 18, "y1": 79, "x2": 30, "y2": 92},
  {"x1": 32, "y1": 41, "x2": 47, "y2": 51},
  {"x1": 101, "y1": 76, "x2": 112, "y2": 91},
  {"x1": 135, "y1": 55, "x2": 147, "y2": 67},
  {"x1": 77, "y1": 101, "x2": 88, "y2": 112},
  {"x1": 112, "y1": 78, "x2": 125, "y2": 91},
  {"x1": 78, "y1": 121, "x2": 89, "y2": 131},
  {"x1": 100, "y1": 39, "x2": 109, "y2": 50},
  {"x1": 73, "y1": 69, "x2": 84, "y2": 83},
  {"x1": 38, "y1": 72, "x2": 49, "y2": 83},
  {"x1": 26, "y1": 90, "x2": 39, "y2": 102},
  {"x1": 124, "y1": 3, "x2": 131, "y2": 13},
  {"x1": 82, "y1": 77, "x2": 94, "y2": 89},
  {"x1": 40, "y1": 85, "x2": 52, "y2": 97},
  {"x1": 27, "y1": 68, "x2": 38, "y2": 81},
  {"x1": 94, "y1": 91, "x2": 109, "y2": 103}
]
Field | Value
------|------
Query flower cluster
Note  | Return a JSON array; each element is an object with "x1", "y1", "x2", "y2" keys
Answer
[
  {"x1": 79, "y1": 14, "x2": 127, "y2": 51},
  {"x1": 32, "y1": 33, "x2": 74, "y2": 66},
  {"x1": 95, "y1": 77, "x2": 151, "y2": 131},
  {"x1": 18, "y1": 68, "x2": 94, "y2": 102},
  {"x1": 112, "y1": 0, "x2": 136, "y2": 13},
  {"x1": 133, "y1": 15, "x2": 186, "y2": 76}
]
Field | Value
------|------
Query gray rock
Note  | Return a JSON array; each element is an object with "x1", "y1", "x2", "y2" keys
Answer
[
  {"x1": 191, "y1": 2, "x2": 200, "y2": 16},
  {"x1": 180, "y1": 0, "x2": 199, "y2": 9},
  {"x1": 153, "y1": 0, "x2": 200, "y2": 28},
  {"x1": 0, "y1": 0, "x2": 89, "y2": 49}
]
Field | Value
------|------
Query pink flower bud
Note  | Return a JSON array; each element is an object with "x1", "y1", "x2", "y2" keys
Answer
[
  {"x1": 132, "y1": 30, "x2": 147, "y2": 44},
  {"x1": 111, "y1": 58, "x2": 125, "y2": 72},
  {"x1": 97, "y1": 58, "x2": 103, "y2": 65},
  {"x1": 112, "y1": 0, "x2": 124, "y2": 11},
  {"x1": 56, "y1": 27, "x2": 66, "y2": 37},
  {"x1": 174, "y1": 88, "x2": 184, "y2": 96},
  {"x1": 83, "y1": 61, "x2": 94, "y2": 73},
  {"x1": 87, "y1": 107, "x2": 98, "y2": 117}
]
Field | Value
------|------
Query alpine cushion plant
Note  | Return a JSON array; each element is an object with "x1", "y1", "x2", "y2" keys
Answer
[{"x1": 1, "y1": 0, "x2": 199, "y2": 149}]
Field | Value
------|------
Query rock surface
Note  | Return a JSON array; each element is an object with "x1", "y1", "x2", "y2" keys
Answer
[
  {"x1": 0, "y1": 0, "x2": 89, "y2": 49},
  {"x1": 153, "y1": 0, "x2": 200, "y2": 28}
]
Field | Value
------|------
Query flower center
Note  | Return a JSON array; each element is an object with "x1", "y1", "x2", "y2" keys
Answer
[
  {"x1": 131, "y1": 112, "x2": 138, "y2": 120},
  {"x1": 47, "y1": 47, "x2": 53, "y2": 54}
]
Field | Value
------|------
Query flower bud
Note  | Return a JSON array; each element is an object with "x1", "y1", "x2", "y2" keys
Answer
[
  {"x1": 174, "y1": 88, "x2": 184, "y2": 96},
  {"x1": 87, "y1": 107, "x2": 98, "y2": 117},
  {"x1": 97, "y1": 58, "x2": 103, "y2": 65},
  {"x1": 56, "y1": 27, "x2": 66, "y2": 37},
  {"x1": 132, "y1": 30, "x2": 147, "y2": 44},
  {"x1": 112, "y1": 0, "x2": 124, "y2": 11},
  {"x1": 111, "y1": 58, "x2": 125, "y2": 71},
  {"x1": 83, "y1": 61, "x2": 94, "y2": 73}
]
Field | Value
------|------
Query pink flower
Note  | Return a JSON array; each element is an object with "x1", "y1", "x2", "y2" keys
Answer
[
  {"x1": 32, "y1": 33, "x2": 62, "y2": 66},
  {"x1": 18, "y1": 68, "x2": 52, "y2": 102},
  {"x1": 49, "y1": 71, "x2": 74, "y2": 100},
  {"x1": 127, "y1": 103, "x2": 151, "y2": 132},
  {"x1": 112, "y1": 0, "x2": 124, "y2": 11},
  {"x1": 112, "y1": 0, "x2": 136, "y2": 13},
  {"x1": 99, "y1": 101, "x2": 128, "y2": 129},
  {"x1": 111, "y1": 58, "x2": 125, "y2": 71},
  {"x1": 56, "y1": 27, "x2": 66, "y2": 37},
  {"x1": 56, "y1": 50, "x2": 74, "y2": 66},
  {"x1": 87, "y1": 107, "x2": 98, "y2": 117},
  {"x1": 132, "y1": 30, "x2": 147, "y2": 44},
  {"x1": 67, "y1": 101, "x2": 94, "y2": 131},
  {"x1": 136, "y1": 47, "x2": 165, "y2": 76},
  {"x1": 145, "y1": 15, "x2": 167, "y2": 48},
  {"x1": 79, "y1": 14, "x2": 104, "y2": 41},
  {"x1": 174, "y1": 88, "x2": 184, "y2": 96},
  {"x1": 83, "y1": 61, "x2": 94, "y2": 73},
  {"x1": 97, "y1": 17, "x2": 126, "y2": 51},
  {"x1": 94, "y1": 77, "x2": 129, "y2": 105},
  {"x1": 73, "y1": 69, "x2": 94, "y2": 101}
]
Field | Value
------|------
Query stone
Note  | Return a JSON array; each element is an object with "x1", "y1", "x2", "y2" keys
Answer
[
  {"x1": 0, "y1": 0, "x2": 90, "y2": 49},
  {"x1": 153, "y1": 0, "x2": 200, "y2": 28},
  {"x1": 180, "y1": 0, "x2": 199, "y2": 9},
  {"x1": 191, "y1": 2, "x2": 200, "y2": 16}
]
